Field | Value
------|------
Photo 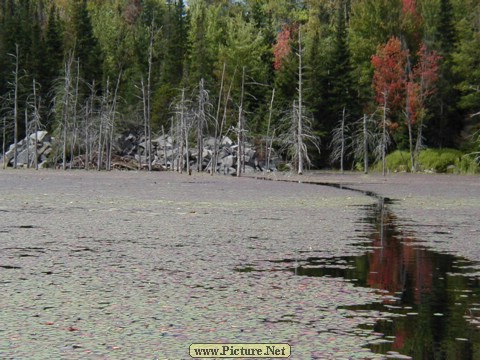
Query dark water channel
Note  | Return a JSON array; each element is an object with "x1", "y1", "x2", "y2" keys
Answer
[{"x1": 295, "y1": 184, "x2": 480, "y2": 359}]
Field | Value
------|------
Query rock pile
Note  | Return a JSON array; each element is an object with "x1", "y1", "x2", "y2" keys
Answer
[
  {"x1": 117, "y1": 133, "x2": 281, "y2": 174},
  {"x1": 1, "y1": 131, "x2": 52, "y2": 168},
  {"x1": 2, "y1": 131, "x2": 281, "y2": 174}
]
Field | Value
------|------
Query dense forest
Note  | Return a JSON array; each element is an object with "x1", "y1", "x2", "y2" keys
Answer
[{"x1": 1, "y1": 0, "x2": 479, "y2": 172}]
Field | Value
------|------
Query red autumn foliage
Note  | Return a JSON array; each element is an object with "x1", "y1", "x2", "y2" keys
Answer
[
  {"x1": 273, "y1": 25, "x2": 292, "y2": 70},
  {"x1": 402, "y1": 0, "x2": 418, "y2": 17},
  {"x1": 371, "y1": 37, "x2": 408, "y2": 112},
  {"x1": 407, "y1": 43, "x2": 441, "y2": 122},
  {"x1": 413, "y1": 43, "x2": 441, "y2": 98},
  {"x1": 406, "y1": 80, "x2": 421, "y2": 124}
]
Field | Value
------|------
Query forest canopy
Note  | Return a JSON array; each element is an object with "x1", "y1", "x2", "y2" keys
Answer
[{"x1": 1, "y1": 0, "x2": 479, "y2": 171}]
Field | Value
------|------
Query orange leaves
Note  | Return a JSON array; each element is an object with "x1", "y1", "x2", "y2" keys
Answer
[
  {"x1": 273, "y1": 26, "x2": 292, "y2": 71},
  {"x1": 371, "y1": 37, "x2": 408, "y2": 111},
  {"x1": 402, "y1": 0, "x2": 417, "y2": 16},
  {"x1": 407, "y1": 43, "x2": 441, "y2": 122},
  {"x1": 372, "y1": 37, "x2": 441, "y2": 124}
]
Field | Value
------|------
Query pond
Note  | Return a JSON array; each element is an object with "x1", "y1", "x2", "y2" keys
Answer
[{"x1": 289, "y1": 188, "x2": 480, "y2": 359}]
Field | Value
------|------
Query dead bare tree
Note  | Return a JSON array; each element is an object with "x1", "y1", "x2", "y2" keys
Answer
[
  {"x1": 83, "y1": 80, "x2": 97, "y2": 170},
  {"x1": 363, "y1": 114, "x2": 369, "y2": 173},
  {"x1": 54, "y1": 51, "x2": 77, "y2": 170},
  {"x1": 2, "y1": 116, "x2": 6, "y2": 169},
  {"x1": 97, "y1": 78, "x2": 110, "y2": 171},
  {"x1": 196, "y1": 78, "x2": 210, "y2": 172},
  {"x1": 106, "y1": 72, "x2": 122, "y2": 171},
  {"x1": 279, "y1": 100, "x2": 320, "y2": 172},
  {"x1": 24, "y1": 108, "x2": 29, "y2": 168},
  {"x1": 69, "y1": 59, "x2": 80, "y2": 169},
  {"x1": 329, "y1": 106, "x2": 348, "y2": 173},
  {"x1": 265, "y1": 88, "x2": 275, "y2": 172},
  {"x1": 139, "y1": 77, "x2": 150, "y2": 170},
  {"x1": 211, "y1": 63, "x2": 226, "y2": 175},
  {"x1": 217, "y1": 68, "x2": 236, "y2": 174},
  {"x1": 296, "y1": 28, "x2": 305, "y2": 175},
  {"x1": 30, "y1": 79, "x2": 42, "y2": 170},
  {"x1": 139, "y1": 20, "x2": 161, "y2": 171},
  {"x1": 276, "y1": 29, "x2": 321, "y2": 174},
  {"x1": 349, "y1": 113, "x2": 383, "y2": 174},
  {"x1": 10, "y1": 44, "x2": 20, "y2": 169},
  {"x1": 236, "y1": 67, "x2": 246, "y2": 177},
  {"x1": 171, "y1": 88, "x2": 193, "y2": 173},
  {"x1": 162, "y1": 125, "x2": 168, "y2": 169}
]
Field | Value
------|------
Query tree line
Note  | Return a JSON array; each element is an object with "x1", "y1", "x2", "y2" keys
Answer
[{"x1": 1, "y1": 0, "x2": 479, "y2": 172}]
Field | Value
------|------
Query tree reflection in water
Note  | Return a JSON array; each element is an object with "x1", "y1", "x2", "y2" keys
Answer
[{"x1": 294, "y1": 196, "x2": 480, "y2": 359}]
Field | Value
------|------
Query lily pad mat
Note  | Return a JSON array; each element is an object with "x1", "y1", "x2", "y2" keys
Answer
[{"x1": 1, "y1": 170, "x2": 400, "y2": 359}]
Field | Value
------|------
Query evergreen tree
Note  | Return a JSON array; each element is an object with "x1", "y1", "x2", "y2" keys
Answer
[
  {"x1": 186, "y1": 0, "x2": 212, "y2": 86},
  {"x1": 71, "y1": 0, "x2": 103, "y2": 84},
  {"x1": 161, "y1": 0, "x2": 188, "y2": 86},
  {"x1": 452, "y1": 4, "x2": 480, "y2": 114},
  {"x1": 324, "y1": 0, "x2": 357, "y2": 124},
  {"x1": 43, "y1": 4, "x2": 63, "y2": 89},
  {"x1": 426, "y1": 0, "x2": 462, "y2": 147}
]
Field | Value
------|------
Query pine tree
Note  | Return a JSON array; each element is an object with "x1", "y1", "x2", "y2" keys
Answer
[
  {"x1": 43, "y1": 4, "x2": 64, "y2": 92},
  {"x1": 186, "y1": 0, "x2": 212, "y2": 86},
  {"x1": 71, "y1": 0, "x2": 103, "y2": 84},
  {"x1": 325, "y1": 0, "x2": 357, "y2": 126},
  {"x1": 425, "y1": 0, "x2": 462, "y2": 148},
  {"x1": 161, "y1": 0, "x2": 187, "y2": 86}
]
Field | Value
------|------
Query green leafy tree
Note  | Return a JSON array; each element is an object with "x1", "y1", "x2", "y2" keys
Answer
[{"x1": 349, "y1": 0, "x2": 403, "y2": 100}]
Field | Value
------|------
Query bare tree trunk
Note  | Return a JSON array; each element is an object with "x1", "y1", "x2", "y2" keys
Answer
[
  {"x1": 70, "y1": 59, "x2": 80, "y2": 170},
  {"x1": 32, "y1": 79, "x2": 39, "y2": 170},
  {"x1": 98, "y1": 79, "x2": 111, "y2": 171},
  {"x1": 62, "y1": 53, "x2": 74, "y2": 171},
  {"x1": 142, "y1": 20, "x2": 157, "y2": 172},
  {"x1": 218, "y1": 68, "x2": 236, "y2": 174},
  {"x1": 24, "y1": 109, "x2": 29, "y2": 168},
  {"x1": 297, "y1": 29, "x2": 304, "y2": 175},
  {"x1": 363, "y1": 114, "x2": 368, "y2": 174},
  {"x1": 13, "y1": 44, "x2": 19, "y2": 169},
  {"x1": 266, "y1": 88, "x2": 275, "y2": 172},
  {"x1": 268, "y1": 129, "x2": 275, "y2": 172},
  {"x1": 2, "y1": 117, "x2": 6, "y2": 169},
  {"x1": 407, "y1": 117, "x2": 414, "y2": 172},
  {"x1": 382, "y1": 92, "x2": 387, "y2": 177},
  {"x1": 175, "y1": 118, "x2": 179, "y2": 172},
  {"x1": 415, "y1": 120, "x2": 424, "y2": 166},
  {"x1": 185, "y1": 111, "x2": 190, "y2": 175},
  {"x1": 212, "y1": 63, "x2": 226, "y2": 175},
  {"x1": 162, "y1": 125, "x2": 167, "y2": 169},
  {"x1": 340, "y1": 106, "x2": 346, "y2": 174},
  {"x1": 179, "y1": 88, "x2": 186, "y2": 174},
  {"x1": 405, "y1": 56, "x2": 415, "y2": 173},
  {"x1": 236, "y1": 67, "x2": 245, "y2": 177},
  {"x1": 140, "y1": 77, "x2": 148, "y2": 171},
  {"x1": 107, "y1": 71, "x2": 122, "y2": 171},
  {"x1": 197, "y1": 78, "x2": 206, "y2": 172},
  {"x1": 85, "y1": 81, "x2": 95, "y2": 171}
]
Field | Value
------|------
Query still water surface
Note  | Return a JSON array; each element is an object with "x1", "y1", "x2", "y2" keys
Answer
[{"x1": 293, "y1": 195, "x2": 480, "y2": 359}]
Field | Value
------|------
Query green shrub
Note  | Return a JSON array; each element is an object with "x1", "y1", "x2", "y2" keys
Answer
[
  {"x1": 372, "y1": 148, "x2": 479, "y2": 174},
  {"x1": 418, "y1": 148, "x2": 462, "y2": 173},
  {"x1": 373, "y1": 150, "x2": 411, "y2": 173},
  {"x1": 456, "y1": 154, "x2": 480, "y2": 174}
]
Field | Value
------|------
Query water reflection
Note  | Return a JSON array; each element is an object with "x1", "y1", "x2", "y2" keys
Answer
[{"x1": 294, "y1": 198, "x2": 480, "y2": 359}]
